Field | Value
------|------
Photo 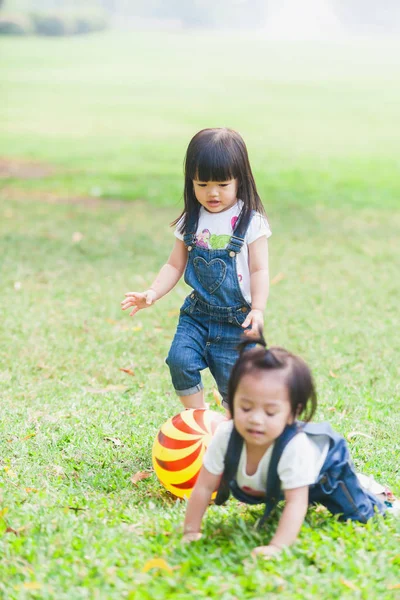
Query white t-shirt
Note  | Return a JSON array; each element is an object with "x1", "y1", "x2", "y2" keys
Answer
[
  {"x1": 174, "y1": 201, "x2": 271, "y2": 304},
  {"x1": 203, "y1": 420, "x2": 330, "y2": 494}
]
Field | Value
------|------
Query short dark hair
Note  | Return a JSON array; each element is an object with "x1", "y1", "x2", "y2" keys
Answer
[
  {"x1": 227, "y1": 335, "x2": 317, "y2": 422},
  {"x1": 172, "y1": 128, "x2": 265, "y2": 233}
]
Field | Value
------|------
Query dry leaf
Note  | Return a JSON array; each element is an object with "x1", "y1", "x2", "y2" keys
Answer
[
  {"x1": 120, "y1": 367, "x2": 135, "y2": 376},
  {"x1": 347, "y1": 431, "x2": 373, "y2": 441},
  {"x1": 167, "y1": 310, "x2": 179, "y2": 317},
  {"x1": 104, "y1": 437, "x2": 123, "y2": 446},
  {"x1": 5, "y1": 526, "x2": 18, "y2": 536},
  {"x1": 340, "y1": 579, "x2": 358, "y2": 591},
  {"x1": 327, "y1": 407, "x2": 336, "y2": 412},
  {"x1": 72, "y1": 231, "x2": 83, "y2": 243},
  {"x1": 329, "y1": 370, "x2": 338, "y2": 378},
  {"x1": 271, "y1": 272, "x2": 285, "y2": 285},
  {"x1": 142, "y1": 558, "x2": 173, "y2": 574},
  {"x1": 212, "y1": 388, "x2": 221, "y2": 406},
  {"x1": 154, "y1": 327, "x2": 163, "y2": 333},
  {"x1": 131, "y1": 471, "x2": 153, "y2": 485},
  {"x1": 21, "y1": 433, "x2": 36, "y2": 441},
  {"x1": 22, "y1": 582, "x2": 42, "y2": 590},
  {"x1": 24, "y1": 488, "x2": 39, "y2": 493},
  {"x1": 387, "y1": 584, "x2": 400, "y2": 590}
]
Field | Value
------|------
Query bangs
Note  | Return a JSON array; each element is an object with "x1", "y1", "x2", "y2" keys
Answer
[{"x1": 187, "y1": 141, "x2": 240, "y2": 182}]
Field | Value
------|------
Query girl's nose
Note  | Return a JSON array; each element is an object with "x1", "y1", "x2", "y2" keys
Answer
[
  {"x1": 249, "y1": 411, "x2": 263, "y2": 425},
  {"x1": 208, "y1": 186, "x2": 218, "y2": 197}
]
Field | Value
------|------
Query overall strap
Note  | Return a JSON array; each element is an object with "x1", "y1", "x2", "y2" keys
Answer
[
  {"x1": 214, "y1": 426, "x2": 244, "y2": 505},
  {"x1": 258, "y1": 422, "x2": 302, "y2": 528},
  {"x1": 226, "y1": 209, "x2": 255, "y2": 254},
  {"x1": 183, "y1": 211, "x2": 199, "y2": 247}
]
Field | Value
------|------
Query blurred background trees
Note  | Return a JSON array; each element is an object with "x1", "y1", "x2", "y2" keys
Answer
[{"x1": 1, "y1": 0, "x2": 399, "y2": 35}]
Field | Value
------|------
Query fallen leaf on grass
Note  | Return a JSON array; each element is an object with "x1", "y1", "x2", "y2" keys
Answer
[
  {"x1": 21, "y1": 433, "x2": 36, "y2": 441},
  {"x1": 387, "y1": 584, "x2": 400, "y2": 590},
  {"x1": 5, "y1": 468, "x2": 17, "y2": 478},
  {"x1": 154, "y1": 327, "x2": 163, "y2": 333},
  {"x1": 212, "y1": 388, "x2": 221, "y2": 406},
  {"x1": 104, "y1": 437, "x2": 123, "y2": 447},
  {"x1": 167, "y1": 310, "x2": 179, "y2": 317},
  {"x1": 340, "y1": 579, "x2": 359, "y2": 591},
  {"x1": 5, "y1": 526, "x2": 19, "y2": 535},
  {"x1": 329, "y1": 370, "x2": 338, "y2": 378},
  {"x1": 131, "y1": 471, "x2": 153, "y2": 485},
  {"x1": 24, "y1": 488, "x2": 39, "y2": 493},
  {"x1": 120, "y1": 367, "x2": 135, "y2": 376},
  {"x1": 22, "y1": 582, "x2": 42, "y2": 590},
  {"x1": 72, "y1": 231, "x2": 83, "y2": 243},
  {"x1": 347, "y1": 431, "x2": 373, "y2": 441},
  {"x1": 142, "y1": 558, "x2": 173, "y2": 574},
  {"x1": 271, "y1": 272, "x2": 285, "y2": 285}
]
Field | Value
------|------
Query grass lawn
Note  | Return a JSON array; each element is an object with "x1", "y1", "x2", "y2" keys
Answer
[{"x1": 1, "y1": 31, "x2": 400, "y2": 599}]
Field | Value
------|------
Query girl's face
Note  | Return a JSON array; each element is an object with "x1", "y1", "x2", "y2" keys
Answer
[
  {"x1": 193, "y1": 178, "x2": 238, "y2": 213},
  {"x1": 233, "y1": 370, "x2": 294, "y2": 450}
]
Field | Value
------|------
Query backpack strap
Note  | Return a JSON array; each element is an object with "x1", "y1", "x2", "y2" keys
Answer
[
  {"x1": 258, "y1": 422, "x2": 304, "y2": 528},
  {"x1": 214, "y1": 426, "x2": 244, "y2": 505}
]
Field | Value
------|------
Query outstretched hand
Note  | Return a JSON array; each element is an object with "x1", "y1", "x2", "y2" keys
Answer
[
  {"x1": 242, "y1": 309, "x2": 264, "y2": 337},
  {"x1": 121, "y1": 289, "x2": 157, "y2": 317},
  {"x1": 251, "y1": 544, "x2": 282, "y2": 559}
]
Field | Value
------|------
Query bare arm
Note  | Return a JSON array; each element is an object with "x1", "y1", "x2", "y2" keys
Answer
[
  {"x1": 121, "y1": 239, "x2": 188, "y2": 316},
  {"x1": 183, "y1": 466, "x2": 221, "y2": 542},
  {"x1": 253, "y1": 485, "x2": 309, "y2": 557},
  {"x1": 242, "y1": 236, "x2": 269, "y2": 336}
]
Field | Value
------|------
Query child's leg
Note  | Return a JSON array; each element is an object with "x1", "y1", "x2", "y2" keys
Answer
[
  {"x1": 166, "y1": 313, "x2": 208, "y2": 410},
  {"x1": 178, "y1": 390, "x2": 207, "y2": 409},
  {"x1": 207, "y1": 323, "x2": 247, "y2": 417}
]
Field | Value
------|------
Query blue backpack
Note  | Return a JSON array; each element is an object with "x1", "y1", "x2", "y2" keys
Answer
[{"x1": 214, "y1": 421, "x2": 386, "y2": 528}]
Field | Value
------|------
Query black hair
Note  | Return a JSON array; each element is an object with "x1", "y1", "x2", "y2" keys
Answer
[
  {"x1": 172, "y1": 128, "x2": 266, "y2": 233},
  {"x1": 227, "y1": 332, "x2": 317, "y2": 422}
]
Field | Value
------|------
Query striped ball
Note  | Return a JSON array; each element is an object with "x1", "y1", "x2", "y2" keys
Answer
[{"x1": 152, "y1": 409, "x2": 226, "y2": 499}]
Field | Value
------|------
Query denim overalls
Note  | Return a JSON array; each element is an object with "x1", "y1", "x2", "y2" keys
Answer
[
  {"x1": 215, "y1": 421, "x2": 386, "y2": 526},
  {"x1": 166, "y1": 210, "x2": 253, "y2": 408}
]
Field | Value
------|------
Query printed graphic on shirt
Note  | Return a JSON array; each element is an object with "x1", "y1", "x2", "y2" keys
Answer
[
  {"x1": 195, "y1": 217, "x2": 243, "y2": 282},
  {"x1": 195, "y1": 217, "x2": 237, "y2": 250}
]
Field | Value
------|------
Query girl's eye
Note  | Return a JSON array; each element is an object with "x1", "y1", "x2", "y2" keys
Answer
[
  {"x1": 197, "y1": 183, "x2": 207, "y2": 187},
  {"x1": 219, "y1": 184, "x2": 229, "y2": 187},
  {"x1": 241, "y1": 407, "x2": 251, "y2": 413},
  {"x1": 266, "y1": 412, "x2": 276, "y2": 417}
]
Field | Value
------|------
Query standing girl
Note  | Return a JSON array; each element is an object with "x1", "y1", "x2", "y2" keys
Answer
[
  {"x1": 121, "y1": 128, "x2": 271, "y2": 411},
  {"x1": 183, "y1": 334, "x2": 392, "y2": 557}
]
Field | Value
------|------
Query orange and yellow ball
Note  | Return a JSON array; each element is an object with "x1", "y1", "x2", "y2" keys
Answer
[{"x1": 152, "y1": 408, "x2": 225, "y2": 499}]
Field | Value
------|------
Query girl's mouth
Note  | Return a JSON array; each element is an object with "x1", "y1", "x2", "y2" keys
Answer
[{"x1": 247, "y1": 429, "x2": 265, "y2": 437}]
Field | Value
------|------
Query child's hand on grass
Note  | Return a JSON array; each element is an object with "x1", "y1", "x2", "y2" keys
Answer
[
  {"x1": 251, "y1": 544, "x2": 281, "y2": 559},
  {"x1": 182, "y1": 532, "x2": 203, "y2": 543},
  {"x1": 121, "y1": 289, "x2": 157, "y2": 316}
]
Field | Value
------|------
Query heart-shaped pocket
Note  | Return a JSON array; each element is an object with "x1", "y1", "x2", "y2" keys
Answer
[{"x1": 193, "y1": 257, "x2": 227, "y2": 294}]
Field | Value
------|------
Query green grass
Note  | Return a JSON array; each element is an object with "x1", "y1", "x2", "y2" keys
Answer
[{"x1": 0, "y1": 31, "x2": 400, "y2": 599}]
